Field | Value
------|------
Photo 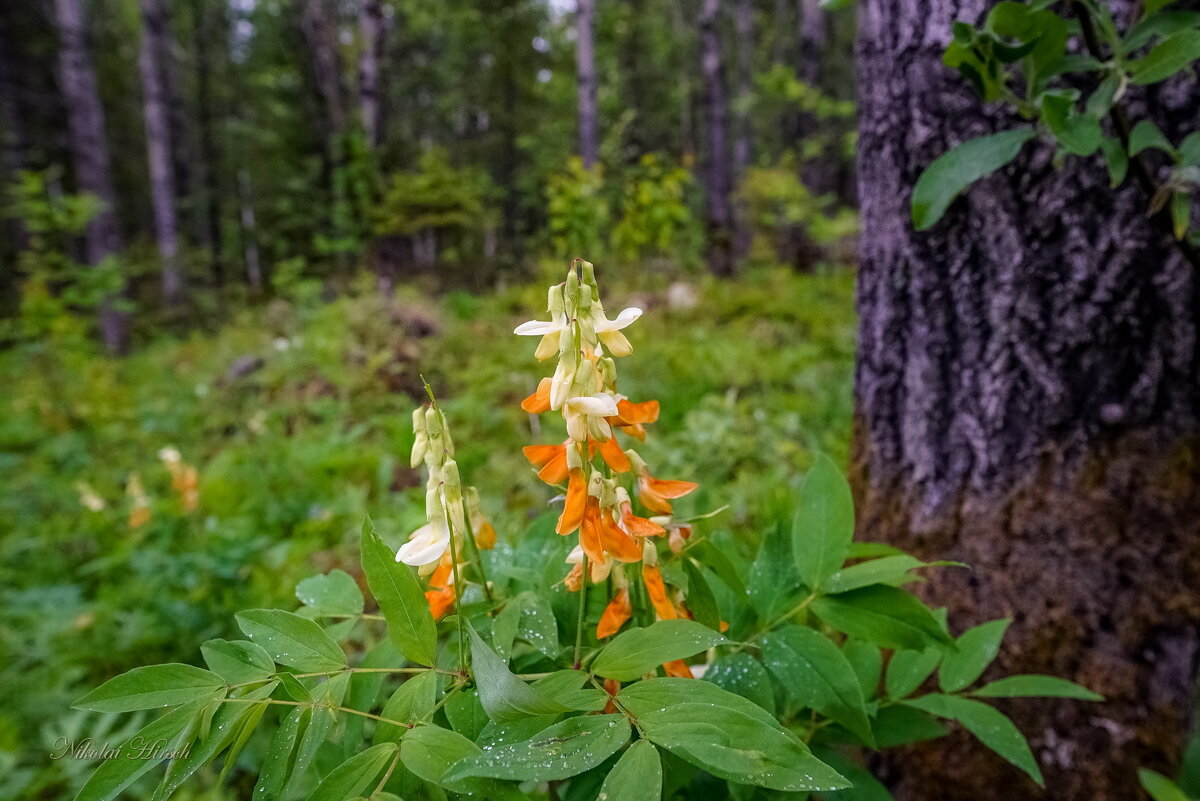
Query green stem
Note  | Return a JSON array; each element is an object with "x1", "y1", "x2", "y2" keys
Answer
[
  {"x1": 574, "y1": 553, "x2": 589, "y2": 670},
  {"x1": 370, "y1": 749, "x2": 403, "y2": 799},
  {"x1": 446, "y1": 507, "x2": 469, "y2": 674},
  {"x1": 461, "y1": 511, "x2": 494, "y2": 604}
]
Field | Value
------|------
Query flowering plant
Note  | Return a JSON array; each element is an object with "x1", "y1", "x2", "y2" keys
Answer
[{"x1": 71, "y1": 262, "x2": 1099, "y2": 801}]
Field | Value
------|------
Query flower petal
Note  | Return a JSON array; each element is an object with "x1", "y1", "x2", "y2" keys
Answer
[
  {"x1": 514, "y1": 318, "x2": 565, "y2": 336},
  {"x1": 566, "y1": 393, "x2": 619, "y2": 417},
  {"x1": 596, "y1": 588, "x2": 633, "y2": 639},
  {"x1": 556, "y1": 468, "x2": 587, "y2": 535}
]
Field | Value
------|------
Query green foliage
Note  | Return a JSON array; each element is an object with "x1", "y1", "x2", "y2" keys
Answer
[
  {"x1": 373, "y1": 149, "x2": 494, "y2": 239},
  {"x1": 545, "y1": 157, "x2": 611, "y2": 260},
  {"x1": 612, "y1": 153, "x2": 703, "y2": 267},
  {"x1": 736, "y1": 162, "x2": 858, "y2": 262},
  {"x1": 917, "y1": 0, "x2": 1200, "y2": 242}
]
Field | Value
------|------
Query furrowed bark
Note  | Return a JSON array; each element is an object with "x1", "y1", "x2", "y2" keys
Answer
[{"x1": 853, "y1": 0, "x2": 1200, "y2": 798}]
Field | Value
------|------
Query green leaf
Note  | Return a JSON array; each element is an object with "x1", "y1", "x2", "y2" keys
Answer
[
  {"x1": 1041, "y1": 93, "x2": 1102, "y2": 156},
  {"x1": 1146, "y1": 0, "x2": 1181, "y2": 15},
  {"x1": 1123, "y1": 10, "x2": 1200, "y2": 53},
  {"x1": 306, "y1": 743, "x2": 397, "y2": 801},
  {"x1": 1171, "y1": 192, "x2": 1191, "y2": 239},
  {"x1": 254, "y1": 706, "x2": 309, "y2": 801},
  {"x1": 1180, "y1": 131, "x2": 1200, "y2": 165},
  {"x1": 296, "y1": 569, "x2": 365, "y2": 617},
  {"x1": 444, "y1": 713, "x2": 631, "y2": 783},
  {"x1": 444, "y1": 687, "x2": 488, "y2": 740},
  {"x1": 289, "y1": 674, "x2": 348, "y2": 792},
  {"x1": 598, "y1": 740, "x2": 663, "y2": 801},
  {"x1": 491, "y1": 598, "x2": 522, "y2": 660},
  {"x1": 201, "y1": 639, "x2": 276, "y2": 685},
  {"x1": 1100, "y1": 137, "x2": 1130, "y2": 187},
  {"x1": 1130, "y1": 120, "x2": 1178, "y2": 157},
  {"x1": 912, "y1": 129, "x2": 1036, "y2": 230},
  {"x1": 939, "y1": 619, "x2": 1010, "y2": 692},
  {"x1": 903, "y1": 694, "x2": 1043, "y2": 786},
  {"x1": 619, "y1": 678, "x2": 848, "y2": 793},
  {"x1": 374, "y1": 669, "x2": 440, "y2": 744},
  {"x1": 793, "y1": 454, "x2": 855, "y2": 591},
  {"x1": 402, "y1": 725, "x2": 525, "y2": 799},
  {"x1": 749, "y1": 521, "x2": 801, "y2": 621},
  {"x1": 683, "y1": 559, "x2": 722, "y2": 630},
  {"x1": 467, "y1": 623, "x2": 571, "y2": 722},
  {"x1": 1131, "y1": 29, "x2": 1200, "y2": 84},
  {"x1": 516, "y1": 591, "x2": 560, "y2": 657},
  {"x1": 810, "y1": 747, "x2": 895, "y2": 800},
  {"x1": 706, "y1": 653, "x2": 776, "y2": 714},
  {"x1": 236, "y1": 609, "x2": 347, "y2": 672},
  {"x1": 871, "y1": 704, "x2": 949, "y2": 748},
  {"x1": 73, "y1": 702, "x2": 203, "y2": 801},
  {"x1": 971, "y1": 674, "x2": 1103, "y2": 700},
  {"x1": 824, "y1": 555, "x2": 934, "y2": 594},
  {"x1": 812, "y1": 586, "x2": 955, "y2": 652},
  {"x1": 74, "y1": 664, "x2": 225, "y2": 713},
  {"x1": 693, "y1": 539, "x2": 748, "y2": 596},
  {"x1": 532, "y1": 670, "x2": 608, "y2": 711},
  {"x1": 1139, "y1": 769, "x2": 1192, "y2": 801},
  {"x1": 842, "y1": 639, "x2": 883, "y2": 699},
  {"x1": 360, "y1": 518, "x2": 438, "y2": 666},
  {"x1": 760, "y1": 625, "x2": 874, "y2": 746},
  {"x1": 591, "y1": 620, "x2": 729, "y2": 681},
  {"x1": 886, "y1": 648, "x2": 942, "y2": 699}
]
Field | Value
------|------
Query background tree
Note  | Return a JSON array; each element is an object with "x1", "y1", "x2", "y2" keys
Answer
[
  {"x1": 699, "y1": 0, "x2": 734, "y2": 276},
  {"x1": 852, "y1": 0, "x2": 1200, "y2": 798},
  {"x1": 575, "y1": 0, "x2": 598, "y2": 168}
]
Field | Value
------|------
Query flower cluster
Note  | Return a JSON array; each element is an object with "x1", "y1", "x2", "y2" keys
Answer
[
  {"x1": 395, "y1": 397, "x2": 495, "y2": 619},
  {"x1": 516, "y1": 260, "x2": 698, "y2": 642}
]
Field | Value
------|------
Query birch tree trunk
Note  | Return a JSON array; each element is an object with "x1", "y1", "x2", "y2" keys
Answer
[
  {"x1": 699, "y1": 0, "x2": 734, "y2": 276},
  {"x1": 854, "y1": 0, "x2": 1200, "y2": 797},
  {"x1": 575, "y1": 0, "x2": 599, "y2": 169},
  {"x1": 53, "y1": 0, "x2": 127, "y2": 353},
  {"x1": 139, "y1": 0, "x2": 184, "y2": 305},
  {"x1": 358, "y1": 0, "x2": 384, "y2": 151}
]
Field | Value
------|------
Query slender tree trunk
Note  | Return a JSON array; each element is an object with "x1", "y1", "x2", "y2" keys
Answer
[
  {"x1": 732, "y1": 0, "x2": 753, "y2": 260},
  {"x1": 699, "y1": 0, "x2": 734, "y2": 276},
  {"x1": 575, "y1": 0, "x2": 598, "y2": 169},
  {"x1": 0, "y1": 21, "x2": 28, "y2": 270},
  {"x1": 236, "y1": 169, "x2": 262, "y2": 290},
  {"x1": 138, "y1": 0, "x2": 184, "y2": 305},
  {"x1": 300, "y1": 0, "x2": 349, "y2": 269},
  {"x1": 358, "y1": 0, "x2": 384, "y2": 151},
  {"x1": 796, "y1": 0, "x2": 834, "y2": 196},
  {"x1": 53, "y1": 0, "x2": 127, "y2": 353},
  {"x1": 193, "y1": 0, "x2": 225, "y2": 285},
  {"x1": 854, "y1": 0, "x2": 1200, "y2": 798}
]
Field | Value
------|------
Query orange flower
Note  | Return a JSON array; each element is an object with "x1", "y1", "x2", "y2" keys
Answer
[
  {"x1": 523, "y1": 442, "x2": 569, "y2": 484},
  {"x1": 579, "y1": 497, "x2": 606, "y2": 565},
  {"x1": 643, "y1": 564, "x2": 677, "y2": 621},
  {"x1": 425, "y1": 560, "x2": 456, "y2": 620},
  {"x1": 473, "y1": 519, "x2": 497, "y2": 550},
  {"x1": 597, "y1": 437, "x2": 631, "y2": 473},
  {"x1": 599, "y1": 505, "x2": 643, "y2": 562},
  {"x1": 662, "y1": 659, "x2": 694, "y2": 679},
  {"x1": 521, "y1": 377, "x2": 552, "y2": 414},
  {"x1": 556, "y1": 468, "x2": 587, "y2": 535},
  {"x1": 596, "y1": 588, "x2": 633, "y2": 638},
  {"x1": 619, "y1": 498, "x2": 666, "y2": 537},
  {"x1": 607, "y1": 398, "x2": 659, "y2": 441},
  {"x1": 602, "y1": 678, "x2": 621, "y2": 713},
  {"x1": 637, "y1": 472, "x2": 699, "y2": 515}
]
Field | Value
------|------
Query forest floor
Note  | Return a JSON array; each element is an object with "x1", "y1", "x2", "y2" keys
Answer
[{"x1": 0, "y1": 265, "x2": 856, "y2": 799}]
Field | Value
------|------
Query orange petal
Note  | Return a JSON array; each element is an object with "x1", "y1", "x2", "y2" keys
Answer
[
  {"x1": 564, "y1": 563, "x2": 583, "y2": 592},
  {"x1": 523, "y1": 443, "x2": 561, "y2": 468},
  {"x1": 428, "y1": 560, "x2": 454, "y2": 589},
  {"x1": 602, "y1": 678, "x2": 621, "y2": 713},
  {"x1": 579, "y1": 497, "x2": 607, "y2": 565},
  {"x1": 645, "y1": 477, "x2": 698, "y2": 499},
  {"x1": 537, "y1": 450, "x2": 569, "y2": 484},
  {"x1": 615, "y1": 423, "x2": 647, "y2": 441},
  {"x1": 473, "y1": 520, "x2": 497, "y2": 550},
  {"x1": 617, "y1": 398, "x2": 660, "y2": 425},
  {"x1": 426, "y1": 586, "x2": 455, "y2": 620},
  {"x1": 662, "y1": 659, "x2": 693, "y2": 678},
  {"x1": 597, "y1": 437, "x2": 632, "y2": 473},
  {"x1": 623, "y1": 511, "x2": 666, "y2": 537},
  {"x1": 638, "y1": 485, "x2": 674, "y2": 516},
  {"x1": 600, "y1": 511, "x2": 644, "y2": 562},
  {"x1": 557, "y1": 469, "x2": 587, "y2": 535},
  {"x1": 643, "y1": 564, "x2": 677, "y2": 620},
  {"x1": 596, "y1": 588, "x2": 633, "y2": 638},
  {"x1": 521, "y1": 378, "x2": 552, "y2": 414}
]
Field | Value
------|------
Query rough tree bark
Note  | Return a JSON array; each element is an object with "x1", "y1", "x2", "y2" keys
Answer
[
  {"x1": 699, "y1": 0, "x2": 734, "y2": 276},
  {"x1": 138, "y1": 0, "x2": 185, "y2": 305},
  {"x1": 53, "y1": 0, "x2": 127, "y2": 353},
  {"x1": 854, "y1": 0, "x2": 1200, "y2": 798},
  {"x1": 358, "y1": 0, "x2": 384, "y2": 151},
  {"x1": 575, "y1": 0, "x2": 599, "y2": 169}
]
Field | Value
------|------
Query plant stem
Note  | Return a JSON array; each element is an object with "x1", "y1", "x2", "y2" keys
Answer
[
  {"x1": 219, "y1": 696, "x2": 412, "y2": 729},
  {"x1": 574, "y1": 552, "x2": 589, "y2": 669},
  {"x1": 461, "y1": 512, "x2": 494, "y2": 604},
  {"x1": 370, "y1": 749, "x2": 403, "y2": 799},
  {"x1": 446, "y1": 504, "x2": 469, "y2": 674},
  {"x1": 752, "y1": 592, "x2": 819, "y2": 641}
]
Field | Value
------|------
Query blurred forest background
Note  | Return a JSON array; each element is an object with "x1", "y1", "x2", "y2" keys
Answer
[{"x1": 4, "y1": 0, "x2": 1200, "y2": 799}]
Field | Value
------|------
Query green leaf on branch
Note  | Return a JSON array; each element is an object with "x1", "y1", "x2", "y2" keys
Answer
[
  {"x1": 73, "y1": 701, "x2": 204, "y2": 801},
  {"x1": 306, "y1": 743, "x2": 398, "y2": 801},
  {"x1": 1100, "y1": 137, "x2": 1130, "y2": 187},
  {"x1": 886, "y1": 648, "x2": 942, "y2": 699},
  {"x1": 683, "y1": 558, "x2": 722, "y2": 630},
  {"x1": 1041, "y1": 93, "x2": 1102, "y2": 156},
  {"x1": 812, "y1": 585, "x2": 955, "y2": 652},
  {"x1": 971, "y1": 674, "x2": 1103, "y2": 700},
  {"x1": 705, "y1": 652, "x2": 777, "y2": 714},
  {"x1": 824, "y1": 555, "x2": 950, "y2": 594},
  {"x1": 591, "y1": 619, "x2": 729, "y2": 681},
  {"x1": 360, "y1": 518, "x2": 438, "y2": 666},
  {"x1": 903, "y1": 694, "x2": 1043, "y2": 786},
  {"x1": 843, "y1": 639, "x2": 883, "y2": 699},
  {"x1": 792, "y1": 454, "x2": 855, "y2": 591},
  {"x1": 872, "y1": 704, "x2": 949, "y2": 748},
  {"x1": 1170, "y1": 192, "x2": 1191, "y2": 239},
  {"x1": 74, "y1": 664, "x2": 225, "y2": 713},
  {"x1": 1131, "y1": 29, "x2": 1200, "y2": 84},
  {"x1": 939, "y1": 618, "x2": 1010, "y2": 692},
  {"x1": 467, "y1": 623, "x2": 571, "y2": 722},
  {"x1": 254, "y1": 706, "x2": 309, "y2": 801},
  {"x1": 760, "y1": 625, "x2": 874, "y2": 746},
  {"x1": 1130, "y1": 120, "x2": 1178, "y2": 157},
  {"x1": 911, "y1": 129, "x2": 1036, "y2": 230},
  {"x1": 618, "y1": 678, "x2": 849, "y2": 793},
  {"x1": 598, "y1": 740, "x2": 663, "y2": 801},
  {"x1": 402, "y1": 725, "x2": 525, "y2": 799},
  {"x1": 374, "y1": 669, "x2": 440, "y2": 744},
  {"x1": 201, "y1": 639, "x2": 276, "y2": 685},
  {"x1": 444, "y1": 713, "x2": 631, "y2": 783},
  {"x1": 1138, "y1": 769, "x2": 1192, "y2": 801},
  {"x1": 1123, "y1": 10, "x2": 1200, "y2": 53},
  {"x1": 296, "y1": 569, "x2": 365, "y2": 618},
  {"x1": 235, "y1": 609, "x2": 346, "y2": 672}
]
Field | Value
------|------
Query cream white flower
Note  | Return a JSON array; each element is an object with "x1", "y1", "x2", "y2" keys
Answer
[
  {"x1": 395, "y1": 518, "x2": 451, "y2": 573},
  {"x1": 592, "y1": 306, "x2": 641, "y2": 357},
  {"x1": 563, "y1": 393, "x2": 618, "y2": 442}
]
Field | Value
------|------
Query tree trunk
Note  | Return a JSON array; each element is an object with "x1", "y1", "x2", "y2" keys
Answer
[
  {"x1": 193, "y1": 0, "x2": 225, "y2": 285},
  {"x1": 358, "y1": 0, "x2": 384, "y2": 151},
  {"x1": 139, "y1": 0, "x2": 184, "y2": 305},
  {"x1": 699, "y1": 0, "x2": 734, "y2": 276},
  {"x1": 53, "y1": 0, "x2": 127, "y2": 353},
  {"x1": 575, "y1": 0, "x2": 598, "y2": 169},
  {"x1": 0, "y1": 17, "x2": 28, "y2": 272},
  {"x1": 853, "y1": 0, "x2": 1200, "y2": 798},
  {"x1": 732, "y1": 0, "x2": 753, "y2": 260}
]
